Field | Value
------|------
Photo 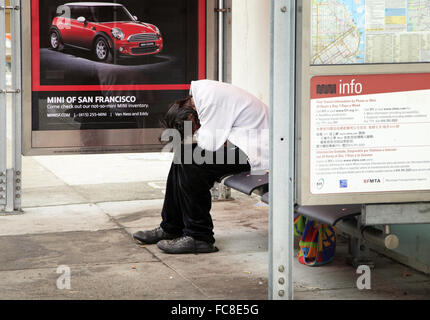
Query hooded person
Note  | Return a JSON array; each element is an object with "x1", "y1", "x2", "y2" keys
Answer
[{"x1": 133, "y1": 80, "x2": 269, "y2": 254}]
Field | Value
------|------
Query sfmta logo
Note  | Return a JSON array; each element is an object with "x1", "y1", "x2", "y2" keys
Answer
[{"x1": 364, "y1": 179, "x2": 381, "y2": 184}]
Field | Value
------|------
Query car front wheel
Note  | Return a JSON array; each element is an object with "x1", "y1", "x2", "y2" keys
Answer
[
  {"x1": 50, "y1": 30, "x2": 64, "y2": 51},
  {"x1": 93, "y1": 37, "x2": 113, "y2": 63}
]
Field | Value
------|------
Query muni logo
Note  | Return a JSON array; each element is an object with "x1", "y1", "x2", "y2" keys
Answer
[
  {"x1": 364, "y1": 179, "x2": 381, "y2": 184},
  {"x1": 316, "y1": 79, "x2": 363, "y2": 95},
  {"x1": 316, "y1": 84, "x2": 336, "y2": 95}
]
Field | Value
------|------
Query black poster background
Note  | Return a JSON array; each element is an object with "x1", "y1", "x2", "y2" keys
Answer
[{"x1": 32, "y1": 0, "x2": 202, "y2": 131}]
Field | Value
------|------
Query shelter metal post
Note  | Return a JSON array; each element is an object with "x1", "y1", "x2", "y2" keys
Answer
[
  {"x1": 218, "y1": 0, "x2": 224, "y2": 81},
  {"x1": 0, "y1": 0, "x2": 8, "y2": 211},
  {"x1": 269, "y1": 0, "x2": 296, "y2": 300},
  {"x1": 1, "y1": 0, "x2": 21, "y2": 213},
  {"x1": 10, "y1": 0, "x2": 21, "y2": 211},
  {"x1": 211, "y1": 0, "x2": 232, "y2": 201}
]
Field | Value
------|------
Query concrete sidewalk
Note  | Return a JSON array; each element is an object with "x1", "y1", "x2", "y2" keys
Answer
[
  {"x1": 2, "y1": 154, "x2": 268, "y2": 299},
  {"x1": 0, "y1": 197, "x2": 268, "y2": 299},
  {"x1": 0, "y1": 154, "x2": 430, "y2": 299}
]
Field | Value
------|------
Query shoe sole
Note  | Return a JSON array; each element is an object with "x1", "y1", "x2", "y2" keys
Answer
[
  {"x1": 133, "y1": 234, "x2": 181, "y2": 245},
  {"x1": 157, "y1": 243, "x2": 219, "y2": 254},
  {"x1": 133, "y1": 235, "x2": 158, "y2": 245}
]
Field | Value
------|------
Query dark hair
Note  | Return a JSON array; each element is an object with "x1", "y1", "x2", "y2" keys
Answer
[{"x1": 160, "y1": 96, "x2": 199, "y2": 141}]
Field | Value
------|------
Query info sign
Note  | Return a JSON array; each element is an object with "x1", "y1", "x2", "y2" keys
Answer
[
  {"x1": 310, "y1": 73, "x2": 430, "y2": 195},
  {"x1": 296, "y1": 0, "x2": 430, "y2": 205},
  {"x1": 22, "y1": 0, "x2": 207, "y2": 155}
]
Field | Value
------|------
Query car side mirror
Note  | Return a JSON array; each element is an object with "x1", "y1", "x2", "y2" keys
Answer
[
  {"x1": 133, "y1": 15, "x2": 138, "y2": 21},
  {"x1": 77, "y1": 16, "x2": 86, "y2": 23}
]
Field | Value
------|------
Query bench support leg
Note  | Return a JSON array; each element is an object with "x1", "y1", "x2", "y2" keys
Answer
[
  {"x1": 346, "y1": 236, "x2": 375, "y2": 269},
  {"x1": 344, "y1": 217, "x2": 375, "y2": 268},
  {"x1": 211, "y1": 182, "x2": 233, "y2": 201}
]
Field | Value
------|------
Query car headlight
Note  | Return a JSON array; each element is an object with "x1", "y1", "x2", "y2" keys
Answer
[
  {"x1": 111, "y1": 28, "x2": 124, "y2": 40},
  {"x1": 154, "y1": 26, "x2": 161, "y2": 37}
]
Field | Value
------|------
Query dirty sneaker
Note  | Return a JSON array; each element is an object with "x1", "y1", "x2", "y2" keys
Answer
[
  {"x1": 157, "y1": 235, "x2": 219, "y2": 254},
  {"x1": 133, "y1": 227, "x2": 181, "y2": 245}
]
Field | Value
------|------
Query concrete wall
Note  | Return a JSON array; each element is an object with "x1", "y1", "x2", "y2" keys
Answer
[{"x1": 231, "y1": 0, "x2": 271, "y2": 106}]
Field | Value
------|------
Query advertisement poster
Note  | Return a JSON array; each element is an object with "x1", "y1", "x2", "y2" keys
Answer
[
  {"x1": 29, "y1": 0, "x2": 206, "y2": 150},
  {"x1": 310, "y1": 73, "x2": 430, "y2": 194}
]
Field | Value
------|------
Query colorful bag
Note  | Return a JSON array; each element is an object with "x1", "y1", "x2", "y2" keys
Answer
[
  {"x1": 295, "y1": 213, "x2": 337, "y2": 267},
  {"x1": 294, "y1": 211, "x2": 307, "y2": 237}
]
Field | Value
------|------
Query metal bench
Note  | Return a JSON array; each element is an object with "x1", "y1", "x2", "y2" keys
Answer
[
  {"x1": 222, "y1": 172, "x2": 360, "y2": 227},
  {"x1": 224, "y1": 177, "x2": 398, "y2": 268},
  {"x1": 260, "y1": 192, "x2": 361, "y2": 227},
  {"x1": 223, "y1": 171, "x2": 269, "y2": 195},
  {"x1": 259, "y1": 190, "x2": 361, "y2": 226},
  {"x1": 296, "y1": 204, "x2": 362, "y2": 226}
]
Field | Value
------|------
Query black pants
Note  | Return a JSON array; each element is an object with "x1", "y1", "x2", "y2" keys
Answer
[{"x1": 160, "y1": 144, "x2": 251, "y2": 243}]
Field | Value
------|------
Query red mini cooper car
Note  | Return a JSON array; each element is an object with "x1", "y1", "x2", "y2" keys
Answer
[{"x1": 49, "y1": 2, "x2": 163, "y2": 62}]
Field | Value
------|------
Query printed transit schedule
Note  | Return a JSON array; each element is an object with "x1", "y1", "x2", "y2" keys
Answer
[
  {"x1": 311, "y1": 0, "x2": 430, "y2": 64},
  {"x1": 310, "y1": 74, "x2": 430, "y2": 194}
]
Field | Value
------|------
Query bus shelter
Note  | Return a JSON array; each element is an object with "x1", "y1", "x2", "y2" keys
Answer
[
  {"x1": 271, "y1": 0, "x2": 430, "y2": 299},
  {"x1": 1, "y1": 0, "x2": 430, "y2": 300}
]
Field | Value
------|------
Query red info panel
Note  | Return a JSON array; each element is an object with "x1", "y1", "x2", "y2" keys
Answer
[{"x1": 311, "y1": 73, "x2": 430, "y2": 99}]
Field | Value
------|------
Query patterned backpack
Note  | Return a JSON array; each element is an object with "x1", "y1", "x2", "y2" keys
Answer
[{"x1": 294, "y1": 211, "x2": 337, "y2": 266}]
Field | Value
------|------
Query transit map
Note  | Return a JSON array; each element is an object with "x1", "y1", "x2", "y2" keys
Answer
[{"x1": 311, "y1": 0, "x2": 430, "y2": 64}]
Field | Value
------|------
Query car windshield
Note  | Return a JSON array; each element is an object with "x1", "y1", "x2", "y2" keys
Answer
[{"x1": 87, "y1": 5, "x2": 135, "y2": 22}]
